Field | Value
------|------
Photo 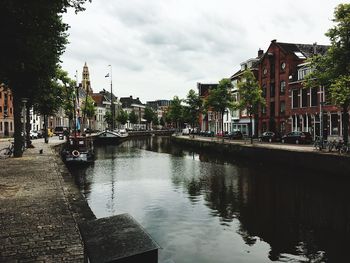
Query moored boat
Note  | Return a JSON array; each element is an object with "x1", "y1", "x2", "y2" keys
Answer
[
  {"x1": 61, "y1": 135, "x2": 94, "y2": 164},
  {"x1": 95, "y1": 129, "x2": 129, "y2": 144}
]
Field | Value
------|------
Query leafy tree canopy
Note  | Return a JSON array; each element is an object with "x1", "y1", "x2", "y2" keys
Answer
[
  {"x1": 116, "y1": 109, "x2": 128, "y2": 125},
  {"x1": 128, "y1": 110, "x2": 138, "y2": 124}
]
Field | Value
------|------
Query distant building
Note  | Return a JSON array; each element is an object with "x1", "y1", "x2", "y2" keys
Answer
[
  {"x1": 0, "y1": 84, "x2": 14, "y2": 137},
  {"x1": 120, "y1": 96, "x2": 146, "y2": 130},
  {"x1": 229, "y1": 49, "x2": 263, "y2": 136},
  {"x1": 197, "y1": 83, "x2": 218, "y2": 132}
]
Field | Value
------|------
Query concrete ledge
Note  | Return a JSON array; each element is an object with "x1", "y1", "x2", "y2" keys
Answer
[
  {"x1": 172, "y1": 136, "x2": 350, "y2": 177},
  {"x1": 79, "y1": 214, "x2": 160, "y2": 263}
]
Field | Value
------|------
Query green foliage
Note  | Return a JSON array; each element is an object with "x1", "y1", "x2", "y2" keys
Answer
[
  {"x1": 205, "y1": 78, "x2": 233, "y2": 114},
  {"x1": 104, "y1": 111, "x2": 113, "y2": 127},
  {"x1": 185, "y1": 89, "x2": 203, "y2": 127},
  {"x1": 304, "y1": 3, "x2": 350, "y2": 142},
  {"x1": 116, "y1": 109, "x2": 128, "y2": 125},
  {"x1": 128, "y1": 110, "x2": 138, "y2": 124},
  {"x1": 153, "y1": 114, "x2": 159, "y2": 126},
  {"x1": 143, "y1": 106, "x2": 156, "y2": 124},
  {"x1": 159, "y1": 117, "x2": 165, "y2": 126},
  {"x1": 167, "y1": 96, "x2": 183, "y2": 126},
  {"x1": 82, "y1": 95, "x2": 96, "y2": 119},
  {"x1": 234, "y1": 69, "x2": 265, "y2": 116}
]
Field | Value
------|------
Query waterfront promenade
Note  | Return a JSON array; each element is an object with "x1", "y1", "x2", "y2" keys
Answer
[{"x1": 0, "y1": 138, "x2": 85, "y2": 262}]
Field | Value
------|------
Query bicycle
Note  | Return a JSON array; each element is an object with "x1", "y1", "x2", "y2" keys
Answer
[
  {"x1": 313, "y1": 136, "x2": 328, "y2": 151},
  {"x1": 339, "y1": 142, "x2": 350, "y2": 154},
  {"x1": 0, "y1": 142, "x2": 14, "y2": 159}
]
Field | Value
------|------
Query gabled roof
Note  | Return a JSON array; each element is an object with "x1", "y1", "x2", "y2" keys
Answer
[
  {"x1": 266, "y1": 41, "x2": 329, "y2": 59},
  {"x1": 120, "y1": 96, "x2": 143, "y2": 108}
]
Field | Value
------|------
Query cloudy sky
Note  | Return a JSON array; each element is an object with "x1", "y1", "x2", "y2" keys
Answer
[{"x1": 61, "y1": 0, "x2": 343, "y2": 102}]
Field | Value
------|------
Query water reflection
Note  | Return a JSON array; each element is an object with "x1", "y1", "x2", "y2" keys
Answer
[{"x1": 70, "y1": 136, "x2": 350, "y2": 263}]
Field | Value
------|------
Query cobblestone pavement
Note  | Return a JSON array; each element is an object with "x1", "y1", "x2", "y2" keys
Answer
[{"x1": 0, "y1": 138, "x2": 85, "y2": 262}]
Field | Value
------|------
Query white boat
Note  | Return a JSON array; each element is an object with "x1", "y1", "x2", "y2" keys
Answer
[{"x1": 95, "y1": 129, "x2": 129, "y2": 144}]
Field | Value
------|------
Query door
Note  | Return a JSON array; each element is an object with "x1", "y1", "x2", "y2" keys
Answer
[{"x1": 4, "y1": 122, "x2": 9, "y2": 136}]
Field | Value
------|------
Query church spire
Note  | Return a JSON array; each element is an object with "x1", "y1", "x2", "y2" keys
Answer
[{"x1": 82, "y1": 62, "x2": 93, "y2": 94}]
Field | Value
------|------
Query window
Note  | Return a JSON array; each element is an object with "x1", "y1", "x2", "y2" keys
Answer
[
  {"x1": 10, "y1": 122, "x2": 12, "y2": 131},
  {"x1": 0, "y1": 122, "x2": 2, "y2": 131},
  {"x1": 0, "y1": 106, "x2": 2, "y2": 113},
  {"x1": 298, "y1": 67, "x2": 313, "y2": 80},
  {"x1": 331, "y1": 114, "x2": 339, "y2": 135},
  {"x1": 280, "y1": 101, "x2": 285, "y2": 115},
  {"x1": 262, "y1": 85, "x2": 267, "y2": 97},
  {"x1": 270, "y1": 102, "x2": 275, "y2": 117},
  {"x1": 301, "y1": 88, "x2": 308, "y2": 107},
  {"x1": 261, "y1": 105, "x2": 266, "y2": 115},
  {"x1": 311, "y1": 87, "x2": 318, "y2": 106},
  {"x1": 280, "y1": 81, "x2": 286, "y2": 95},
  {"x1": 270, "y1": 83, "x2": 275, "y2": 97},
  {"x1": 292, "y1": 90, "x2": 299, "y2": 108}
]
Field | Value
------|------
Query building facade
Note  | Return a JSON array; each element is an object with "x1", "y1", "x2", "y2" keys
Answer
[
  {"x1": 257, "y1": 40, "x2": 328, "y2": 136},
  {"x1": 0, "y1": 84, "x2": 14, "y2": 137}
]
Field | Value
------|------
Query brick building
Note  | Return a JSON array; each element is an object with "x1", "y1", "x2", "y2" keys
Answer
[
  {"x1": 258, "y1": 40, "x2": 328, "y2": 136},
  {"x1": 197, "y1": 82, "x2": 218, "y2": 132},
  {"x1": 0, "y1": 84, "x2": 14, "y2": 137}
]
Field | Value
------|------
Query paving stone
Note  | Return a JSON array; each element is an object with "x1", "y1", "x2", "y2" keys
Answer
[{"x1": 0, "y1": 140, "x2": 85, "y2": 262}]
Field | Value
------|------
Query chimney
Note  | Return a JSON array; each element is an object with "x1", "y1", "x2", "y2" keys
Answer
[
  {"x1": 258, "y1": 49, "x2": 264, "y2": 57},
  {"x1": 271, "y1": 39, "x2": 277, "y2": 43},
  {"x1": 130, "y1": 95, "x2": 132, "y2": 99}
]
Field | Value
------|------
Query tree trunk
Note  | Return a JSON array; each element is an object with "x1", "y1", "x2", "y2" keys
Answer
[
  {"x1": 13, "y1": 91, "x2": 24, "y2": 157},
  {"x1": 26, "y1": 103, "x2": 31, "y2": 147},
  {"x1": 249, "y1": 114, "x2": 253, "y2": 144},
  {"x1": 342, "y1": 105, "x2": 349, "y2": 144},
  {"x1": 43, "y1": 114, "x2": 49, "y2": 143}
]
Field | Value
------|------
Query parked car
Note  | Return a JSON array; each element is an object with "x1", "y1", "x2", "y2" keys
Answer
[
  {"x1": 259, "y1": 131, "x2": 282, "y2": 142},
  {"x1": 281, "y1": 131, "x2": 312, "y2": 144},
  {"x1": 30, "y1": 130, "x2": 38, "y2": 139},
  {"x1": 227, "y1": 131, "x2": 243, "y2": 140},
  {"x1": 205, "y1": 131, "x2": 214, "y2": 137},
  {"x1": 216, "y1": 131, "x2": 228, "y2": 137},
  {"x1": 182, "y1": 128, "x2": 190, "y2": 135},
  {"x1": 54, "y1": 126, "x2": 68, "y2": 136}
]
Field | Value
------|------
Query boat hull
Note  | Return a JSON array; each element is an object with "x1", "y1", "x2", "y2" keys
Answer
[{"x1": 94, "y1": 131, "x2": 129, "y2": 144}]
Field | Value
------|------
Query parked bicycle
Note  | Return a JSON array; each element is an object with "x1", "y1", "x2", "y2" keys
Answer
[
  {"x1": 0, "y1": 142, "x2": 14, "y2": 159},
  {"x1": 313, "y1": 136, "x2": 328, "y2": 151},
  {"x1": 339, "y1": 142, "x2": 350, "y2": 154}
]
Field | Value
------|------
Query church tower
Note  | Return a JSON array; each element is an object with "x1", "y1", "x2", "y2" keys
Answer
[{"x1": 82, "y1": 62, "x2": 93, "y2": 94}]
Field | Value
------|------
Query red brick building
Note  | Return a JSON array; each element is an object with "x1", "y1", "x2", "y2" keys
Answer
[
  {"x1": 197, "y1": 82, "x2": 218, "y2": 132},
  {"x1": 258, "y1": 40, "x2": 328, "y2": 137},
  {"x1": 0, "y1": 84, "x2": 14, "y2": 137}
]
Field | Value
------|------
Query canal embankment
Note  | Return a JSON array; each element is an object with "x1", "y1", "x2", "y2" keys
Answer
[
  {"x1": 0, "y1": 138, "x2": 94, "y2": 262},
  {"x1": 172, "y1": 135, "x2": 350, "y2": 177}
]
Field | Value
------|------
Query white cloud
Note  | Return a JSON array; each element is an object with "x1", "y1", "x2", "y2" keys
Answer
[{"x1": 61, "y1": 0, "x2": 343, "y2": 102}]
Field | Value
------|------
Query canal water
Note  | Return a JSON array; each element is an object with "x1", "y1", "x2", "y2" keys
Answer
[{"x1": 70, "y1": 137, "x2": 350, "y2": 263}]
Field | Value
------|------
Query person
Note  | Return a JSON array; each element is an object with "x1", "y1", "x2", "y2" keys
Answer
[{"x1": 63, "y1": 128, "x2": 69, "y2": 141}]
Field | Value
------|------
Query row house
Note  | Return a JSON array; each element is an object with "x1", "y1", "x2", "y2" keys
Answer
[
  {"x1": 289, "y1": 62, "x2": 342, "y2": 140},
  {"x1": 120, "y1": 95, "x2": 146, "y2": 130},
  {"x1": 0, "y1": 84, "x2": 14, "y2": 137},
  {"x1": 197, "y1": 83, "x2": 219, "y2": 133},
  {"x1": 229, "y1": 50, "x2": 264, "y2": 136},
  {"x1": 258, "y1": 40, "x2": 329, "y2": 138},
  {"x1": 92, "y1": 89, "x2": 122, "y2": 130}
]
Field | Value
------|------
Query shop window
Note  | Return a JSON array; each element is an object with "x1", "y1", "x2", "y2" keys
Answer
[{"x1": 331, "y1": 114, "x2": 339, "y2": 135}]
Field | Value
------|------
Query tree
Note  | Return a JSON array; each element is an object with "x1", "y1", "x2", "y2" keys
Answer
[
  {"x1": 234, "y1": 69, "x2": 265, "y2": 143},
  {"x1": 128, "y1": 110, "x2": 138, "y2": 128},
  {"x1": 0, "y1": 0, "x2": 90, "y2": 156},
  {"x1": 116, "y1": 109, "x2": 128, "y2": 126},
  {"x1": 185, "y1": 89, "x2": 203, "y2": 128},
  {"x1": 104, "y1": 111, "x2": 113, "y2": 129},
  {"x1": 304, "y1": 3, "x2": 350, "y2": 143},
  {"x1": 159, "y1": 117, "x2": 165, "y2": 127},
  {"x1": 81, "y1": 95, "x2": 96, "y2": 129},
  {"x1": 167, "y1": 96, "x2": 183, "y2": 129},
  {"x1": 205, "y1": 78, "x2": 234, "y2": 134},
  {"x1": 144, "y1": 106, "x2": 156, "y2": 130}
]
